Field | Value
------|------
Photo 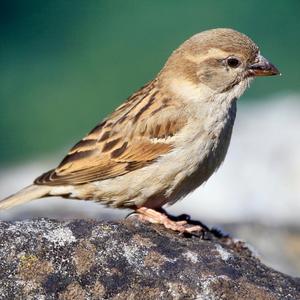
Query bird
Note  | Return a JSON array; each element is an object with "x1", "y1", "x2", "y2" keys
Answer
[{"x1": 0, "y1": 28, "x2": 279, "y2": 233}]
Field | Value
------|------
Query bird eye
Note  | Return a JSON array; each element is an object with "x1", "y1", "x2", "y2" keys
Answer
[{"x1": 226, "y1": 57, "x2": 241, "y2": 68}]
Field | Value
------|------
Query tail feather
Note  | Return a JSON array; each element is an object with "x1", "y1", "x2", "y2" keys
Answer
[{"x1": 0, "y1": 185, "x2": 51, "y2": 210}]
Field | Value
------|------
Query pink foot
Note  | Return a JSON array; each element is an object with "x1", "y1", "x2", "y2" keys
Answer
[{"x1": 135, "y1": 207, "x2": 203, "y2": 234}]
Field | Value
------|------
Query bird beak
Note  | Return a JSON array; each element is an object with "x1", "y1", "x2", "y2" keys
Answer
[{"x1": 249, "y1": 54, "x2": 280, "y2": 76}]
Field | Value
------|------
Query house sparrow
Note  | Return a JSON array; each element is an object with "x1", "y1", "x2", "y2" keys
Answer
[{"x1": 0, "y1": 28, "x2": 279, "y2": 232}]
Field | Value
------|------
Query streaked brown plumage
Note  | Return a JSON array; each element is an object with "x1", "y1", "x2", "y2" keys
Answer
[
  {"x1": 0, "y1": 28, "x2": 279, "y2": 232},
  {"x1": 35, "y1": 80, "x2": 183, "y2": 186}
]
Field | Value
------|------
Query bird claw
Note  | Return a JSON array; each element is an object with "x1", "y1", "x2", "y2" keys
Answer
[{"x1": 135, "y1": 207, "x2": 204, "y2": 234}]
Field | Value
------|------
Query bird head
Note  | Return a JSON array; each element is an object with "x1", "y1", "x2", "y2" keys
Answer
[{"x1": 160, "y1": 28, "x2": 279, "y2": 101}]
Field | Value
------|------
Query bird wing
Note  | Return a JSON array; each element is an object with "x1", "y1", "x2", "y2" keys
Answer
[{"x1": 35, "y1": 81, "x2": 187, "y2": 185}]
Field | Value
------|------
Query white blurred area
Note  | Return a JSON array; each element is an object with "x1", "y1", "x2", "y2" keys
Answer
[{"x1": 0, "y1": 93, "x2": 300, "y2": 225}]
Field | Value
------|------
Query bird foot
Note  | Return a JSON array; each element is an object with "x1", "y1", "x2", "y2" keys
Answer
[{"x1": 135, "y1": 207, "x2": 203, "y2": 234}]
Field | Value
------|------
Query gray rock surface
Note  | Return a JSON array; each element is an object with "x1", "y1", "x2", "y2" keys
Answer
[{"x1": 0, "y1": 218, "x2": 299, "y2": 300}]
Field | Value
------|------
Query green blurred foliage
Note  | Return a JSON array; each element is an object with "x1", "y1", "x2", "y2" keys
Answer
[{"x1": 0, "y1": 0, "x2": 299, "y2": 165}]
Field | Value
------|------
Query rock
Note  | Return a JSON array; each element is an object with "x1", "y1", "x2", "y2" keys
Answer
[{"x1": 0, "y1": 218, "x2": 299, "y2": 299}]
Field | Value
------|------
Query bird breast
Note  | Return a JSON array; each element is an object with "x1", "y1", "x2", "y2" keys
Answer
[{"x1": 164, "y1": 98, "x2": 237, "y2": 203}]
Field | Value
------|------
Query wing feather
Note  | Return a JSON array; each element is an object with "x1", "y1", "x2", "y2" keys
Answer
[{"x1": 35, "y1": 81, "x2": 187, "y2": 186}]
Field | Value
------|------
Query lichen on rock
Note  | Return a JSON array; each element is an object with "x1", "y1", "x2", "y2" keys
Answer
[{"x1": 0, "y1": 218, "x2": 299, "y2": 299}]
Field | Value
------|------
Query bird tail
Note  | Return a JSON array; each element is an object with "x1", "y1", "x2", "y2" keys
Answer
[{"x1": 0, "y1": 185, "x2": 51, "y2": 210}]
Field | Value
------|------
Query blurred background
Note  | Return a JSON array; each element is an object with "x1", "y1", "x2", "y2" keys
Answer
[{"x1": 1, "y1": 1, "x2": 300, "y2": 276}]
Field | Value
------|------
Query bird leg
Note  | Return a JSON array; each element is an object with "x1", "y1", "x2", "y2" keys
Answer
[{"x1": 135, "y1": 207, "x2": 203, "y2": 233}]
